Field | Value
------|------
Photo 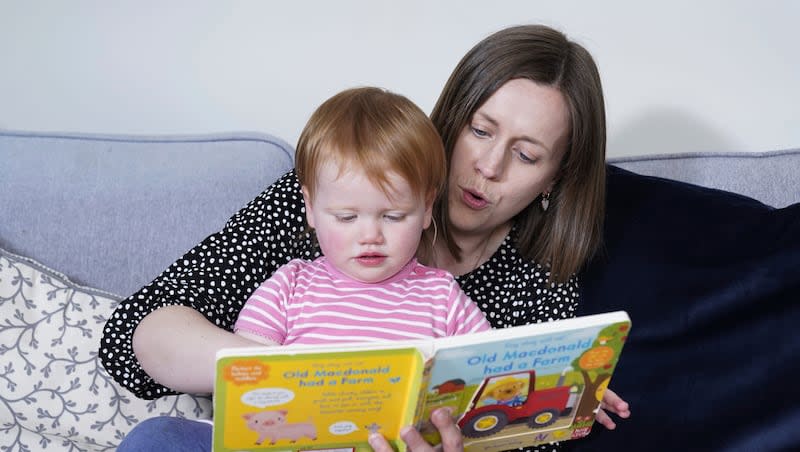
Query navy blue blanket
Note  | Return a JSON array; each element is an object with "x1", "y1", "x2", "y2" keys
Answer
[{"x1": 571, "y1": 166, "x2": 800, "y2": 451}]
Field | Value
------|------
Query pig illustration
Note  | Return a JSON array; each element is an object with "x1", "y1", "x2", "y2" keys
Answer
[{"x1": 242, "y1": 410, "x2": 317, "y2": 445}]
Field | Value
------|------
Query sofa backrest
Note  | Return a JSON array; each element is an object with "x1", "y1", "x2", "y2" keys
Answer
[
  {"x1": 1, "y1": 130, "x2": 294, "y2": 297},
  {"x1": 3, "y1": 129, "x2": 797, "y2": 298},
  {"x1": 608, "y1": 149, "x2": 800, "y2": 208}
]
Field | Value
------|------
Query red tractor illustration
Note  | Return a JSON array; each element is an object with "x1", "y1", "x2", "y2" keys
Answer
[{"x1": 457, "y1": 369, "x2": 577, "y2": 438}]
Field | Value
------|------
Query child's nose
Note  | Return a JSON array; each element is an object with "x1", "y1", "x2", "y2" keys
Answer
[{"x1": 359, "y1": 220, "x2": 385, "y2": 244}]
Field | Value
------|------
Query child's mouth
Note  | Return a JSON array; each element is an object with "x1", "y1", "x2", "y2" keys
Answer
[{"x1": 357, "y1": 254, "x2": 386, "y2": 266}]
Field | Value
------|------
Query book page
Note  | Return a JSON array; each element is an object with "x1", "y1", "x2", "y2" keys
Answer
[
  {"x1": 419, "y1": 313, "x2": 630, "y2": 452},
  {"x1": 213, "y1": 347, "x2": 424, "y2": 452}
]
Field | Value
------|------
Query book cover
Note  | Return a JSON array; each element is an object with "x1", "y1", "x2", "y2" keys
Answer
[
  {"x1": 212, "y1": 311, "x2": 630, "y2": 452},
  {"x1": 417, "y1": 311, "x2": 630, "y2": 451},
  {"x1": 213, "y1": 345, "x2": 428, "y2": 452}
]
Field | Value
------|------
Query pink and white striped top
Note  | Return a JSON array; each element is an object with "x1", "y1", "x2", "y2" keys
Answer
[{"x1": 234, "y1": 257, "x2": 490, "y2": 345}]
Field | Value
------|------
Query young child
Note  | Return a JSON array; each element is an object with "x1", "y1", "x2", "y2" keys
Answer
[{"x1": 234, "y1": 87, "x2": 490, "y2": 345}]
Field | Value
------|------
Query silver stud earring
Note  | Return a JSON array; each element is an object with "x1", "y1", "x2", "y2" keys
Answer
[{"x1": 541, "y1": 191, "x2": 550, "y2": 211}]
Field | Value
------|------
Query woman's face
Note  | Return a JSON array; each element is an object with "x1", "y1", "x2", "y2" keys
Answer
[{"x1": 447, "y1": 78, "x2": 570, "y2": 239}]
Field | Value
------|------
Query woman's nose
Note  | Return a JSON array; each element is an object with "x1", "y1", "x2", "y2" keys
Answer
[{"x1": 474, "y1": 144, "x2": 505, "y2": 180}]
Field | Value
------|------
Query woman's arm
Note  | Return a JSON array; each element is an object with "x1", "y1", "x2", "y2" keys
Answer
[
  {"x1": 99, "y1": 170, "x2": 316, "y2": 399},
  {"x1": 132, "y1": 305, "x2": 262, "y2": 394}
]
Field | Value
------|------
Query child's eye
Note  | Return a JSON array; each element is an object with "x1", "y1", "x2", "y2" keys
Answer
[
  {"x1": 384, "y1": 214, "x2": 406, "y2": 222},
  {"x1": 336, "y1": 214, "x2": 356, "y2": 223}
]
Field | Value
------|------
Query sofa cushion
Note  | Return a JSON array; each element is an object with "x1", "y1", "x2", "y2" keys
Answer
[
  {"x1": 0, "y1": 130, "x2": 295, "y2": 298},
  {"x1": 574, "y1": 166, "x2": 800, "y2": 450},
  {"x1": 0, "y1": 246, "x2": 212, "y2": 451}
]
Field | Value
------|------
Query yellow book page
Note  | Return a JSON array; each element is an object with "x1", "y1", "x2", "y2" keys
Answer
[{"x1": 214, "y1": 347, "x2": 423, "y2": 452}]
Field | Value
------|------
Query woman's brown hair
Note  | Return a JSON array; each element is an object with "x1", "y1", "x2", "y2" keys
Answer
[{"x1": 430, "y1": 25, "x2": 606, "y2": 283}]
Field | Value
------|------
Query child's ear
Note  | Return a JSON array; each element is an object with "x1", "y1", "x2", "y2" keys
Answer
[{"x1": 301, "y1": 186, "x2": 315, "y2": 229}]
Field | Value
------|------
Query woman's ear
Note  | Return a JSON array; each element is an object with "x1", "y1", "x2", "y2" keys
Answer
[
  {"x1": 423, "y1": 192, "x2": 435, "y2": 229},
  {"x1": 301, "y1": 186, "x2": 315, "y2": 229},
  {"x1": 545, "y1": 178, "x2": 558, "y2": 195}
]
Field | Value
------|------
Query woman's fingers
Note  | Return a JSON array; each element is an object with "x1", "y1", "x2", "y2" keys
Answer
[
  {"x1": 368, "y1": 432, "x2": 395, "y2": 452},
  {"x1": 595, "y1": 388, "x2": 631, "y2": 430},
  {"x1": 368, "y1": 408, "x2": 464, "y2": 452},
  {"x1": 429, "y1": 408, "x2": 462, "y2": 452},
  {"x1": 399, "y1": 425, "x2": 436, "y2": 452},
  {"x1": 601, "y1": 388, "x2": 631, "y2": 418},
  {"x1": 595, "y1": 407, "x2": 617, "y2": 430}
]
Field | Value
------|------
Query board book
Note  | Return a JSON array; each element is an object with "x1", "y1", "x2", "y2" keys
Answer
[{"x1": 212, "y1": 310, "x2": 631, "y2": 452}]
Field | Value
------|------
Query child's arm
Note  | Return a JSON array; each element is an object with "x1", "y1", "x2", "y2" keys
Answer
[{"x1": 234, "y1": 329, "x2": 280, "y2": 346}]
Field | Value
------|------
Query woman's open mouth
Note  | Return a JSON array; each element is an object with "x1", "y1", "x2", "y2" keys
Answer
[{"x1": 461, "y1": 188, "x2": 490, "y2": 209}]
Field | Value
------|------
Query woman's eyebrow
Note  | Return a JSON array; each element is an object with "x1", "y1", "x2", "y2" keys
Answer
[
  {"x1": 473, "y1": 111, "x2": 499, "y2": 127},
  {"x1": 473, "y1": 111, "x2": 551, "y2": 152}
]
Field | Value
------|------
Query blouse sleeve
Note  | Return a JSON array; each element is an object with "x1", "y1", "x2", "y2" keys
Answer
[{"x1": 99, "y1": 170, "x2": 318, "y2": 399}]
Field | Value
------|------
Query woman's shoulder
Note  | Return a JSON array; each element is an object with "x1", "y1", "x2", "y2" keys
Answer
[
  {"x1": 222, "y1": 169, "x2": 319, "y2": 259},
  {"x1": 226, "y1": 170, "x2": 304, "y2": 226},
  {"x1": 254, "y1": 169, "x2": 303, "y2": 208}
]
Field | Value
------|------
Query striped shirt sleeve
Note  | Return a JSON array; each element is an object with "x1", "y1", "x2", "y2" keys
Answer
[
  {"x1": 446, "y1": 278, "x2": 491, "y2": 336},
  {"x1": 234, "y1": 262, "x2": 299, "y2": 344}
]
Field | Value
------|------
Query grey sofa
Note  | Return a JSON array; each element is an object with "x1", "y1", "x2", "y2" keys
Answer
[{"x1": 1, "y1": 129, "x2": 798, "y2": 450}]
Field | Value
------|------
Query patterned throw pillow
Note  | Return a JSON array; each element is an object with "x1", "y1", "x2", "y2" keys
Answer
[{"x1": 0, "y1": 247, "x2": 212, "y2": 451}]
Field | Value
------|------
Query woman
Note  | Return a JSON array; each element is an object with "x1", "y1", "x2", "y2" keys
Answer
[{"x1": 107, "y1": 24, "x2": 629, "y2": 452}]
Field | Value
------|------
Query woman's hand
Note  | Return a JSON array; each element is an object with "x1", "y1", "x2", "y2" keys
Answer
[
  {"x1": 368, "y1": 407, "x2": 462, "y2": 452},
  {"x1": 595, "y1": 388, "x2": 631, "y2": 430},
  {"x1": 367, "y1": 391, "x2": 629, "y2": 452}
]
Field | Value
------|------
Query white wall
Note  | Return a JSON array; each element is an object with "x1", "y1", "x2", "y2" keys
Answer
[{"x1": 1, "y1": 0, "x2": 798, "y2": 157}]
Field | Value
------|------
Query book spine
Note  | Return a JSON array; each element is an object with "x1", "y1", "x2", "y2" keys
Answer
[{"x1": 412, "y1": 357, "x2": 436, "y2": 431}]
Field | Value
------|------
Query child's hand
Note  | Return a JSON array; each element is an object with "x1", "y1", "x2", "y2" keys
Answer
[{"x1": 595, "y1": 388, "x2": 631, "y2": 430}]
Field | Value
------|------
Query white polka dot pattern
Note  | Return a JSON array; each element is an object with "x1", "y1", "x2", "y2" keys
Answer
[{"x1": 98, "y1": 170, "x2": 578, "y2": 451}]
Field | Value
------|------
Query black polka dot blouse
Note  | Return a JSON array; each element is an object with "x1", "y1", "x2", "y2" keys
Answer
[{"x1": 99, "y1": 170, "x2": 579, "y2": 451}]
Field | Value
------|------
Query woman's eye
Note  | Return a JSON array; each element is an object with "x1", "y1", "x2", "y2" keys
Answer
[
  {"x1": 470, "y1": 126, "x2": 489, "y2": 138},
  {"x1": 515, "y1": 149, "x2": 536, "y2": 164}
]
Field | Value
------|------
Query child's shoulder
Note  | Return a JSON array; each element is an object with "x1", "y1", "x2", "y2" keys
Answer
[
  {"x1": 279, "y1": 257, "x2": 323, "y2": 272},
  {"x1": 410, "y1": 260, "x2": 457, "y2": 281}
]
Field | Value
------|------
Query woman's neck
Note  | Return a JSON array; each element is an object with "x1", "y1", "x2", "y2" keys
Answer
[{"x1": 433, "y1": 223, "x2": 511, "y2": 276}]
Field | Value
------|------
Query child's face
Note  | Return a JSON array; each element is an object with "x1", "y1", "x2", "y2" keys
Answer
[{"x1": 303, "y1": 159, "x2": 432, "y2": 283}]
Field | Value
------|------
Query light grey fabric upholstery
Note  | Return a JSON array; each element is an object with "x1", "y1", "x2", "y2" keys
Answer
[
  {"x1": 609, "y1": 149, "x2": 800, "y2": 208},
  {"x1": 2, "y1": 129, "x2": 796, "y2": 297},
  {"x1": 0, "y1": 130, "x2": 294, "y2": 296}
]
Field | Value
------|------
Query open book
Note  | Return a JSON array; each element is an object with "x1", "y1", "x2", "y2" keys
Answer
[{"x1": 212, "y1": 310, "x2": 631, "y2": 452}]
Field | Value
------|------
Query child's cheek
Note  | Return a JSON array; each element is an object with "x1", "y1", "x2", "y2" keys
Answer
[{"x1": 315, "y1": 226, "x2": 348, "y2": 255}]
